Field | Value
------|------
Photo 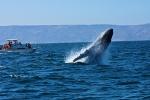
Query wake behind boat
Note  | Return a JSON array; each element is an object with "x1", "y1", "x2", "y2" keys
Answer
[{"x1": 0, "y1": 39, "x2": 36, "y2": 53}]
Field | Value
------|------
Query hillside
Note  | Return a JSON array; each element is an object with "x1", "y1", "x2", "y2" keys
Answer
[{"x1": 0, "y1": 24, "x2": 150, "y2": 44}]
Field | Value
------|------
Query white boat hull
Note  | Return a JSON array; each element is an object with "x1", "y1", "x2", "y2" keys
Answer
[{"x1": 0, "y1": 48, "x2": 36, "y2": 53}]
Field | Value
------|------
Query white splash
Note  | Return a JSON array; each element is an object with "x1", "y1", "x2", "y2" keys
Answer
[
  {"x1": 0, "y1": 65, "x2": 4, "y2": 68},
  {"x1": 65, "y1": 29, "x2": 112, "y2": 64},
  {"x1": 65, "y1": 47, "x2": 88, "y2": 63},
  {"x1": 65, "y1": 42, "x2": 111, "y2": 64}
]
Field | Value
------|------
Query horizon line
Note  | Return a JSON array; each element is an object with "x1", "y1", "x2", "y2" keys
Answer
[
  {"x1": 1, "y1": 40, "x2": 150, "y2": 45},
  {"x1": 0, "y1": 23, "x2": 150, "y2": 27}
]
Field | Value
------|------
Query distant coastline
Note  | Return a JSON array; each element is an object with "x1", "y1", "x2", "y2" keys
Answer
[
  {"x1": 0, "y1": 24, "x2": 150, "y2": 44},
  {"x1": 9, "y1": 40, "x2": 150, "y2": 45}
]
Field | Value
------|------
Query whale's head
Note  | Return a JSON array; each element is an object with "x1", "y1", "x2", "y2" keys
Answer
[{"x1": 101, "y1": 28, "x2": 113, "y2": 44}]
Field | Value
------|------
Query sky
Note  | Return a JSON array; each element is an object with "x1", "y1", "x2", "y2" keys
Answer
[{"x1": 0, "y1": 0, "x2": 149, "y2": 25}]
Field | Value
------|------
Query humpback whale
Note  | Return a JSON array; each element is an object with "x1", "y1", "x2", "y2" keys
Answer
[{"x1": 72, "y1": 28, "x2": 113, "y2": 64}]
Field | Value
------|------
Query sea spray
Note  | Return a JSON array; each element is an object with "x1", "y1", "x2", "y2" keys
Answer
[
  {"x1": 100, "y1": 48, "x2": 110, "y2": 65},
  {"x1": 65, "y1": 47, "x2": 88, "y2": 63},
  {"x1": 65, "y1": 43, "x2": 110, "y2": 64},
  {"x1": 65, "y1": 28, "x2": 113, "y2": 64}
]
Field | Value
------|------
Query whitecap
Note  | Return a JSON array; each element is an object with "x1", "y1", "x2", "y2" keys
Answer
[{"x1": 0, "y1": 65, "x2": 4, "y2": 68}]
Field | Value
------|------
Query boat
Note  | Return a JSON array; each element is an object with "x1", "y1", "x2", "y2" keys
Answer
[{"x1": 0, "y1": 39, "x2": 36, "y2": 53}]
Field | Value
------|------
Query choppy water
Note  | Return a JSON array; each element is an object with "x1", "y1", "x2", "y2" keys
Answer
[{"x1": 0, "y1": 41, "x2": 150, "y2": 100}]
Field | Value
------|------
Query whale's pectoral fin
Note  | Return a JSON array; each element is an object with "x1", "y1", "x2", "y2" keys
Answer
[{"x1": 73, "y1": 50, "x2": 89, "y2": 62}]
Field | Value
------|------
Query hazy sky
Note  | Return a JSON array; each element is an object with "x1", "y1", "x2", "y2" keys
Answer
[{"x1": 0, "y1": 0, "x2": 149, "y2": 25}]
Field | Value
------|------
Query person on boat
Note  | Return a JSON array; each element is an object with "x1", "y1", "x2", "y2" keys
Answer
[
  {"x1": 26, "y1": 43, "x2": 32, "y2": 49},
  {"x1": 14, "y1": 40, "x2": 18, "y2": 45},
  {"x1": 28, "y1": 43, "x2": 32, "y2": 49},
  {"x1": 0, "y1": 45, "x2": 2, "y2": 50},
  {"x1": 18, "y1": 42, "x2": 22, "y2": 45},
  {"x1": 8, "y1": 41, "x2": 12, "y2": 48},
  {"x1": 3, "y1": 44, "x2": 10, "y2": 50}
]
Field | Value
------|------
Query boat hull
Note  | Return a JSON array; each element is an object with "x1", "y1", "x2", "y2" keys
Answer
[{"x1": 0, "y1": 48, "x2": 36, "y2": 53}]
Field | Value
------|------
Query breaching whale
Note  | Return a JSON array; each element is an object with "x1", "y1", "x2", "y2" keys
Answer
[{"x1": 72, "y1": 28, "x2": 113, "y2": 64}]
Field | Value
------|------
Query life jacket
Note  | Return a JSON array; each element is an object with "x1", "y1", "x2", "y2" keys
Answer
[{"x1": 3, "y1": 44, "x2": 10, "y2": 49}]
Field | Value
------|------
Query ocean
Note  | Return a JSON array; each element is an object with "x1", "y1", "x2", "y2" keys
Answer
[{"x1": 0, "y1": 41, "x2": 150, "y2": 100}]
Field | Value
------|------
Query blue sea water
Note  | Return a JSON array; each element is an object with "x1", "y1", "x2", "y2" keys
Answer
[{"x1": 0, "y1": 41, "x2": 150, "y2": 100}]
